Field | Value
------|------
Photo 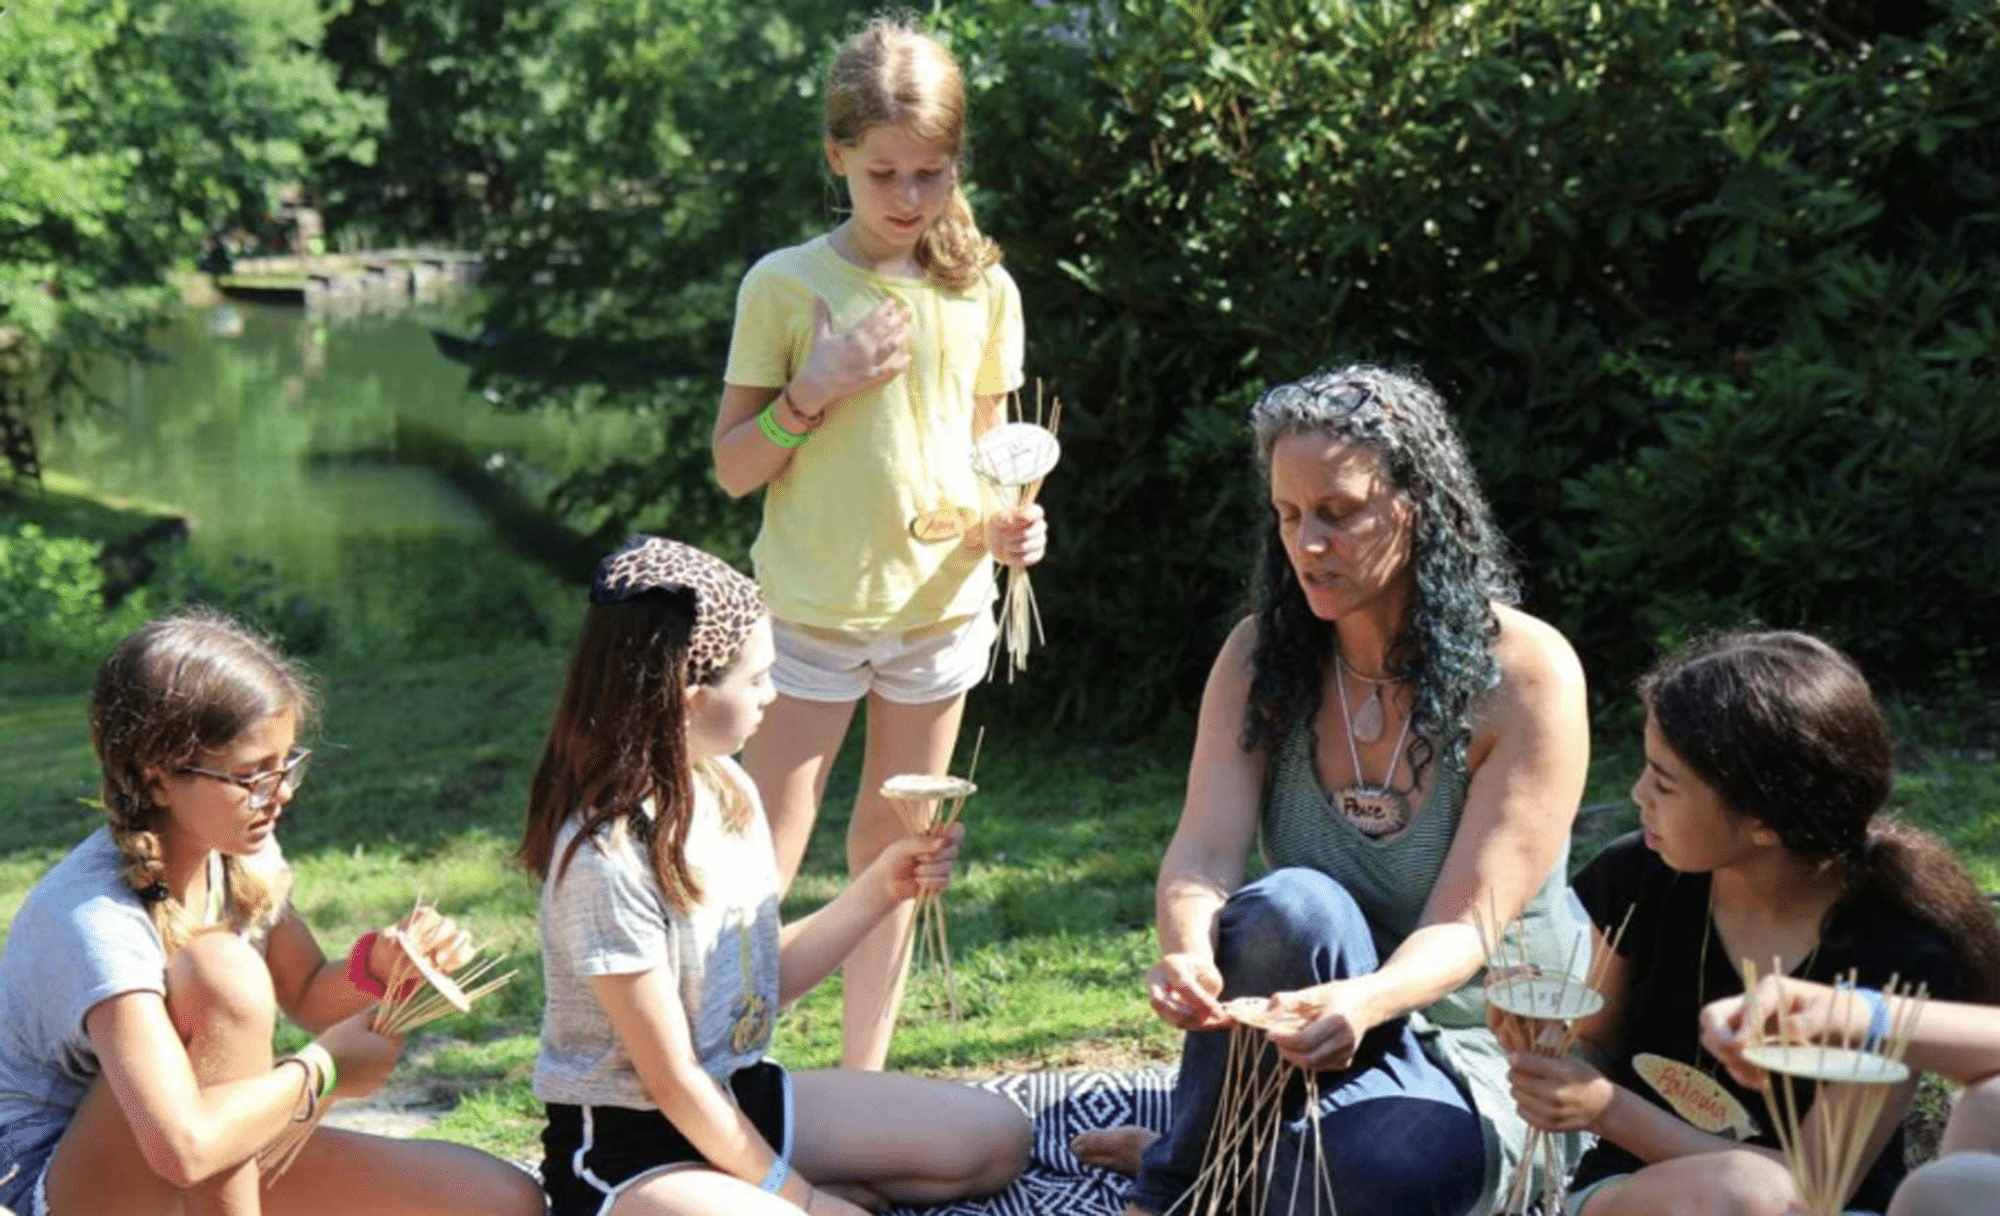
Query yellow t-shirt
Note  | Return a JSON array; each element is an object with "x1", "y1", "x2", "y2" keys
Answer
[{"x1": 725, "y1": 235, "x2": 1026, "y2": 631}]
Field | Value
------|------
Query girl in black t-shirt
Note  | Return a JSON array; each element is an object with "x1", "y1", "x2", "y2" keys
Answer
[{"x1": 1490, "y1": 630, "x2": 2000, "y2": 1216}]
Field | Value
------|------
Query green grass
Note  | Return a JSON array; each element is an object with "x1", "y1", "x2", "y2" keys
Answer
[
  {"x1": 3, "y1": 643, "x2": 1995, "y2": 1162},
  {"x1": 2, "y1": 471, "x2": 183, "y2": 543}
]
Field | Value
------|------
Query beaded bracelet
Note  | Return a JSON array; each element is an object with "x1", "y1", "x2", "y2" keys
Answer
[
  {"x1": 780, "y1": 386, "x2": 824, "y2": 430},
  {"x1": 758, "y1": 402, "x2": 809, "y2": 449}
]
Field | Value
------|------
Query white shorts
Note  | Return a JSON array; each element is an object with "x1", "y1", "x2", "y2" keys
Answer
[{"x1": 772, "y1": 612, "x2": 995, "y2": 705}]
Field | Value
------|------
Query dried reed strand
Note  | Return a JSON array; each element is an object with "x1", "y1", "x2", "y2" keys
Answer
[
  {"x1": 981, "y1": 386, "x2": 1061, "y2": 683},
  {"x1": 1166, "y1": 1001, "x2": 1338, "y2": 1216},
  {"x1": 877, "y1": 730, "x2": 984, "y2": 1025},
  {"x1": 258, "y1": 905, "x2": 515, "y2": 1183},
  {"x1": 1485, "y1": 901, "x2": 1634, "y2": 1216},
  {"x1": 1739, "y1": 960, "x2": 1926, "y2": 1216}
]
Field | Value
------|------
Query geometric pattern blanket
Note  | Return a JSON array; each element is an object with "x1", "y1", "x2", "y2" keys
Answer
[{"x1": 885, "y1": 1069, "x2": 1178, "y2": 1216}]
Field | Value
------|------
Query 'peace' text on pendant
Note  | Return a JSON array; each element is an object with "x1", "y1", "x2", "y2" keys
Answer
[
  {"x1": 908, "y1": 506, "x2": 981, "y2": 544},
  {"x1": 1334, "y1": 786, "x2": 1410, "y2": 838}
]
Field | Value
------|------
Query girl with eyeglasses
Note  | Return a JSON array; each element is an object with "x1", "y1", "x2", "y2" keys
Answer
[{"x1": 0, "y1": 608, "x2": 542, "y2": 1216}]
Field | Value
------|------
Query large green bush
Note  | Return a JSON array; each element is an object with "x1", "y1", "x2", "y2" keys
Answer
[
  {"x1": 0, "y1": 525, "x2": 153, "y2": 663},
  {"x1": 464, "y1": 0, "x2": 1999, "y2": 727},
  {"x1": 952, "y1": 0, "x2": 2000, "y2": 715}
]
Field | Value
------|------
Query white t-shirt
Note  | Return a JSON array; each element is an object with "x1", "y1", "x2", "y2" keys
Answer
[{"x1": 533, "y1": 759, "x2": 783, "y2": 1109}]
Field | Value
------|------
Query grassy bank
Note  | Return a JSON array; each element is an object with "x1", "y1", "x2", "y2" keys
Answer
[{"x1": 3, "y1": 636, "x2": 1995, "y2": 1161}]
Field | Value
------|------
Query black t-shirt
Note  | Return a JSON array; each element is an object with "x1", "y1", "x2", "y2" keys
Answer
[{"x1": 1569, "y1": 832, "x2": 1964, "y2": 1212}]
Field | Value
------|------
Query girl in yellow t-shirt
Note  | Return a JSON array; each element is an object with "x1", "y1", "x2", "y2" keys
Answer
[{"x1": 709, "y1": 17, "x2": 1047, "y2": 1071}]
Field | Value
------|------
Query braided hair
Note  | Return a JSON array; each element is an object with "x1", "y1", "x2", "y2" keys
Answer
[{"x1": 90, "y1": 608, "x2": 308, "y2": 954}]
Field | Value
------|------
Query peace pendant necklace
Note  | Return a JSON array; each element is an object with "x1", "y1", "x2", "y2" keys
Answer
[
  {"x1": 1334, "y1": 667, "x2": 1415, "y2": 838},
  {"x1": 1336, "y1": 652, "x2": 1401, "y2": 744}
]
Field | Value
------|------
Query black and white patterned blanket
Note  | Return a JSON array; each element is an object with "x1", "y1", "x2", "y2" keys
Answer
[{"x1": 885, "y1": 1069, "x2": 1177, "y2": 1216}]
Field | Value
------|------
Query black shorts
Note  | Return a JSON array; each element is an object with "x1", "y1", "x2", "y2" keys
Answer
[{"x1": 540, "y1": 1060, "x2": 793, "y2": 1216}]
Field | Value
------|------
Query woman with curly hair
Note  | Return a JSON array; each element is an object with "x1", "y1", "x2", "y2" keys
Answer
[{"x1": 1074, "y1": 366, "x2": 1591, "y2": 1215}]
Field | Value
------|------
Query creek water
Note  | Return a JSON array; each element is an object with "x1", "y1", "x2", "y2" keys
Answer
[{"x1": 42, "y1": 301, "x2": 650, "y2": 652}]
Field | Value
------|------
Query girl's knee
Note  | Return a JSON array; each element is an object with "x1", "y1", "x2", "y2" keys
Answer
[
  {"x1": 1684, "y1": 1152, "x2": 1798, "y2": 1216},
  {"x1": 919, "y1": 1089, "x2": 1030, "y2": 1196},
  {"x1": 1947, "y1": 1074, "x2": 2000, "y2": 1152},
  {"x1": 165, "y1": 930, "x2": 275, "y2": 1036},
  {"x1": 1889, "y1": 1152, "x2": 2000, "y2": 1216},
  {"x1": 1605, "y1": 1153, "x2": 1796, "y2": 1216},
  {"x1": 952, "y1": 1090, "x2": 1032, "y2": 1194}
]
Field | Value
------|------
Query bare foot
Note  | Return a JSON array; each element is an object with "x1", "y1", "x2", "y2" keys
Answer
[
  {"x1": 816, "y1": 1181, "x2": 889, "y2": 1212},
  {"x1": 1070, "y1": 1125, "x2": 1159, "y2": 1175}
]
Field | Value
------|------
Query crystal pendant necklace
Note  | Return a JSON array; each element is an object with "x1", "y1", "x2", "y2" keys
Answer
[
  {"x1": 1334, "y1": 665, "x2": 1415, "y2": 838},
  {"x1": 1336, "y1": 652, "x2": 1401, "y2": 744}
]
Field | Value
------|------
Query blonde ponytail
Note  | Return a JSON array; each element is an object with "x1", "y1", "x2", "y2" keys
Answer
[{"x1": 916, "y1": 182, "x2": 1001, "y2": 294}]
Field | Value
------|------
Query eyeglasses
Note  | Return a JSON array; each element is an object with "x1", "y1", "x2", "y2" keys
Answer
[
  {"x1": 178, "y1": 747, "x2": 312, "y2": 810},
  {"x1": 1261, "y1": 379, "x2": 1378, "y2": 419}
]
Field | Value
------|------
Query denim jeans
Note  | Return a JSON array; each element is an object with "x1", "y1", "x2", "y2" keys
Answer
[
  {"x1": 0, "y1": 1109, "x2": 63, "y2": 1215},
  {"x1": 1128, "y1": 868, "x2": 1487, "y2": 1216}
]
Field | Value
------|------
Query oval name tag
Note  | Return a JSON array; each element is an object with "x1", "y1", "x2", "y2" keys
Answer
[
  {"x1": 909, "y1": 506, "x2": 980, "y2": 543},
  {"x1": 1632, "y1": 1052, "x2": 1761, "y2": 1140}
]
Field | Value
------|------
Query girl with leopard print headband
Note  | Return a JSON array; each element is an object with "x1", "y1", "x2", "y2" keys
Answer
[{"x1": 518, "y1": 535, "x2": 1029, "y2": 1216}]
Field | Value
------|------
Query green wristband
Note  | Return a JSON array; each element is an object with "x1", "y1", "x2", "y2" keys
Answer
[
  {"x1": 758, "y1": 402, "x2": 809, "y2": 449},
  {"x1": 296, "y1": 1042, "x2": 337, "y2": 1101}
]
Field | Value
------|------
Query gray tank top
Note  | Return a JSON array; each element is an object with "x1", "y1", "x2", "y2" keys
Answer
[{"x1": 1259, "y1": 716, "x2": 1581, "y2": 1025}]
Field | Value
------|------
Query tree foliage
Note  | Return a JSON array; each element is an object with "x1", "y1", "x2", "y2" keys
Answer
[
  {"x1": 449, "y1": 0, "x2": 1997, "y2": 728},
  {"x1": 0, "y1": 0, "x2": 379, "y2": 482}
]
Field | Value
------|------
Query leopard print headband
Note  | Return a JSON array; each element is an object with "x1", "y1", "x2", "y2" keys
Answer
[{"x1": 590, "y1": 535, "x2": 766, "y2": 684}]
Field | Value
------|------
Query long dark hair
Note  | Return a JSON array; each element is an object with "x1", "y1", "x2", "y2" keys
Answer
[
  {"x1": 517, "y1": 593, "x2": 744, "y2": 914},
  {"x1": 91, "y1": 607, "x2": 307, "y2": 954},
  {"x1": 1243, "y1": 364, "x2": 1518, "y2": 787},
  {"x1": 1644, "y1": 629, "x2": 2000, "y2": 1003}
]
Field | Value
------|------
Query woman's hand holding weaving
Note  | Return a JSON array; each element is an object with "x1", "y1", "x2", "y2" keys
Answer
[
  {"x1": 1266, "y1": 980, "x2": 1379, "y2": 1072},
  {"x1": 1147, "y1": 952, "x2": 1228, "y2": 1031},
  {"x1": 371, "y1": 903, "x2": 476, "y2": 980}
]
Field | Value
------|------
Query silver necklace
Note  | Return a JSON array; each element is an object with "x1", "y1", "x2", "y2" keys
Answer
[
  {"x1": 1336, "y1": 652, "x2": 1400, "y2": 743},
  {"x1": 1334, "y1": 668, "x2": 1415, "y2": 838}
]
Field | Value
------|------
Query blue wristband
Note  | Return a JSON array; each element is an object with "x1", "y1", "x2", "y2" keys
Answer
[
  {"x1": 1856, "y1": 986, "x2": 1890, "y2": 1053},
  {"x1": 759, "y1": 1156, "x2": 790, "y2": 1195}
]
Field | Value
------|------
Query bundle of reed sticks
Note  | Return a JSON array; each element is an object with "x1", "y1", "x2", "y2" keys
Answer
[
  {"x1": 1737, "y1": 963, "x2": 1926, "y2": 1216},
  {"x1": 877, "y1": 729, "x2": 982, "y2": 1025},
  {"x1": 1172, "y1": 995, "x2": 1337, "y2": 1216},
  {"x1": 1479, "y1": 900, "x2": 1633, "y2": 1216},
  {"x1": 258, "y1": 911, "x2": 515, "y2": 1183},
  {"x1": 970, "y1": 388, "x2": 1061, "y2": 682}
]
